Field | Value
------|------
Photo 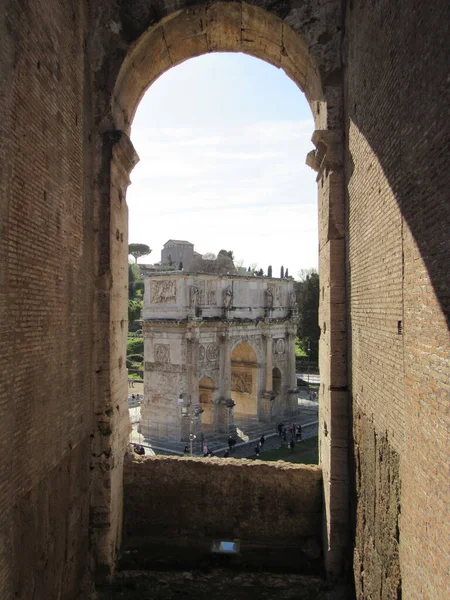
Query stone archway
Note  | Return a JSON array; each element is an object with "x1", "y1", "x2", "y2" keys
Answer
[
  {"x1": 104, "y1": 0, "x2": 347, "y2": 582},
  {"x1": 231, "y1": 342, "x2": 259, "y2": 416},
  {"x1": 199, "y1": 376, "x2": 215, "y2": 425}
]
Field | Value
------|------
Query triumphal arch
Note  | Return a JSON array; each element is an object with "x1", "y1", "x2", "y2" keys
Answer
[{"x1": 140, "y1": 273, "x2": 298, "y2": 441}]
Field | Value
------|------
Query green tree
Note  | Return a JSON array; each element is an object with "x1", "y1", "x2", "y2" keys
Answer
[
  {"x1": 295, "y1": 269, "x2": 320, "y2": 362},
  {"x1": 128, "y1": 299, "x2": 143, "y2": 324},
  {"x1": 128, "y1": 243, "x2": 151, "y2": 264},
  {"x1": 128, "y1": 263, "x2": 144, "y2": 300}
]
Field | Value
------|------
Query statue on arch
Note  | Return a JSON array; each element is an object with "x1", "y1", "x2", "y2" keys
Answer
[
  {"x1": 223, "y1": 285, "x2": 233, "y2": 309},
  {"x1": 190, "y1": 285, "x2": 200, "y2": 308},
  {"x1": 266, "y1": 286, "x2": 274, "y2": 309}
]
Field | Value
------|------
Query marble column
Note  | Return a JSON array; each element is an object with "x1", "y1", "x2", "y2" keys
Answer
[
  {"x1": 287, "y1": 333, "x2": 299, "y2": 414},
  {"x1": 216, "y1": 331, "x2": 234, "y2": 432},
  {"x1": 265, "y1": 335, "x2": 273, "y2": 393},
  {"x1": 262, "y1": 335, "x2": 274, "y2": 421}
]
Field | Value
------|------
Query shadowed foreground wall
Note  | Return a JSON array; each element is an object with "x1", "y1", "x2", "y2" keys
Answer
[
  {"x1": 346, "y1": 0, "x2": 450, "y2": 597},
  {"x1": 123, "y1": 455, "x2": 322, "y2": 570},
  {"x1": 0, "y1": 1, "x2": 94, "y2": 598}
]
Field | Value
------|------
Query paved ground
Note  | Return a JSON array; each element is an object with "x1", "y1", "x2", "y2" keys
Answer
[{"x1": 129, "y1": 392, "x2": 318, "y2": 459}]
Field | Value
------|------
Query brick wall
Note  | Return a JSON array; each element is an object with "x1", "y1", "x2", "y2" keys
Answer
[
  {"x1": 345, "y1": 0, "x2": 450, "y2": 597},
  {"x1": 123, "y1": 455, "x2": 322, "y2": 571},
  {"x1": 0, "y1": 1, "x2": 92, "y2": 597}
]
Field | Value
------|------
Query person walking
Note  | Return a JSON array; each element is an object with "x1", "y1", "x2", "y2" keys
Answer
[
  {"x1": 203, "y1": 443, "x2": 208, "y2": 457},
  {"x1": 228, "y1": 435, "x2": 234, "y2": 453},
  {"x1": 259, "y1": 434, "x2": 265, "y2": 449},
  {"x1": 277, "y1": 422, "x2": 284, "y2": 437},
  {"x1": 282, "y1": 428, "x2": 287, "y2": 443},
  {"x1": 296, "y1": 424, "x2": 302, "y2": 442},
  {"x1": 254, "y1": 445, "x2": 260, "y2": 458},
  {"x1": 289, "y1": 439, "x2": 295, "y2": 453}
]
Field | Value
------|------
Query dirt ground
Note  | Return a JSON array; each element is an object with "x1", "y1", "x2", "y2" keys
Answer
[{"x1": 98, "y1": 569, "x2": 332, "y2": 600}]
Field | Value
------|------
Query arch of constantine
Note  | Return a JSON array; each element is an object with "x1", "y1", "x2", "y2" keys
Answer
[{"x1": 140, "y1": 273, "x2": 298, "y2": 441}]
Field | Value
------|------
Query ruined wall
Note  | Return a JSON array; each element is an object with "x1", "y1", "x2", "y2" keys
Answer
[
  {"x1": 123, "y1": 455, "x2": 322, "y2": 570},
  {"x1": 345, "y1": 0, "x2": 450, "y2": 597},
  {"x1": 0, "y1": 1, "x2": 93, "y2": 598}
]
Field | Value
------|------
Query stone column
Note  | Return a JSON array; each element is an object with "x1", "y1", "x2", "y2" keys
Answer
[
  {"x1": 91, "y1": 130, "x2": 139, "y2": 582},
  {"x1": 261, "y1": 334, "x2": 274, "y2": 421},
  {"x1": 181, "y1": 334, "x2": 199, "y2": 441},
  {"x1": 265, "y1": 335, "x2": 273, "y2": 392},
  {"x1": 217, "y1": 331, "x2": 234, "y2": 432},
  {"x1": 287, "y1": 332, "x2": 299, "y2": 414},
  {"x1": 307, "y1": 127, "x2": 348, "y2": 580}
]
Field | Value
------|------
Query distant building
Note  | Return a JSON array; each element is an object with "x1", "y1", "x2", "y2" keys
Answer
[{"x1": 160, "y1": 239, "x2": 202, "y2": 270}]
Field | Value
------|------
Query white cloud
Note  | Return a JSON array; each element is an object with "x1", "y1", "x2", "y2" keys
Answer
[{"x1": 127, "y1": 56, "x2": 318, "y2": 277}]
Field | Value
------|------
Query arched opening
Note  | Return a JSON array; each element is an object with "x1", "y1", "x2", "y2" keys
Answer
[
  {"x1": 105, "y1": 0, "x2": 347, "y2": 582},
  {"x1": 231, "y1": 342, "x2": 259, "y2": 417},
  {"x1": 199, "y1": 376, "x2": 215, "y2": 425}
]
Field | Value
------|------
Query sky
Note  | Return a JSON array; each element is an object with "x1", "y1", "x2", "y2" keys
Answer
[{"x1": 128, "y1": 52, "x2": 317, "y2": 279}]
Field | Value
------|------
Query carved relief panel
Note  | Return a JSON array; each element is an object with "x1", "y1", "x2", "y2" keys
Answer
[
  {"x1": 150, "y1": 280, "x2": 177, "y2": 304},
  {"x1": 206, "y1": 343, "x2": 219, "y2": 362},
  {"x1": 231, "y1": 372, "x2": 253, "y2": 393},
  {"x1": 275, "y1": 338, "x2": 285, "y2": 354},
  {"x1": 155, "y1": 344, "x2": 170, "y2": 363}
]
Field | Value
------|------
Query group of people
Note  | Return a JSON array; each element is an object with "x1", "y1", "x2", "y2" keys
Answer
[
  {"x1": 277, "y1": 422, "x2": 303, "y2": 452},
  {"x1": 308, "y1": 389, "x2": 318, "y2": 401}
]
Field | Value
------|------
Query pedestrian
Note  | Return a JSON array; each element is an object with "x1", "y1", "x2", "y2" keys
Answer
[
  {"x1": 203, "y1": 443, "x2": 208, "y2": 457},
  {"x1": 296, "y1": 424, "x2": 302, "y2": 442},
  {"x1": 282, "y1": 428, "x2": 287, "y2": 443},
  {"x1": 289, "y1": 439, "x2": 295, "y2": 453},
  {"x1": 228, "y1": 435, "x2": 234, "y2": 453},
  {"x1": 259, "y1": 434, "x2": 265, "y2": 449},
  {"x1": 133, "y1": 444, "x2": 145, "y2": 456},
  {"x1": 254, "y1": 445, "x2": 260, "y2": 458},
  {"x1": 277, "y1": 422, "x2": 284, "y2": 437},
  {"x1": 184, "y1": 444, "x2": 189, "y2": 455}
]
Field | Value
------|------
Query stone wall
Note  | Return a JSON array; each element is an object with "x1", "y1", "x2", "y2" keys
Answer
[
  {"x1": 0, "y1": 1, "x2": 93, "y2": 598},
  {"x1": 122, "y1": 454, "x2": 322, "y2": 571},
  {"x1": 345, "y1": 0, "x2": 450, "y2": 597}
]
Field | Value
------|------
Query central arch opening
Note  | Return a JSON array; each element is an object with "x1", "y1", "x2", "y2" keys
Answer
[
  {"x1": 124, "y1": 42, "x2": 320, "y2": 452},
  {"x1": 231, "y1": 342, "x2": 259, "y2": 417}
]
